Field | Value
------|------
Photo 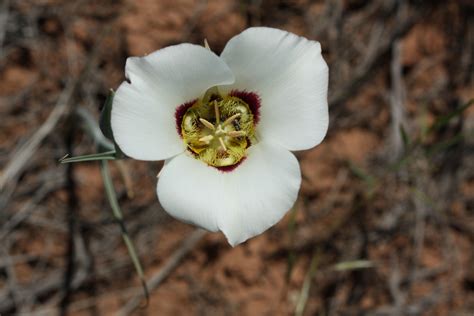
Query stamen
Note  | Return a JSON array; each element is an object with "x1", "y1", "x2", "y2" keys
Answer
[
  {"x1": 218, "y1": 137, "x2": 227, "y2": 151},
  {"x1": 199, "y1": 118, "x2": 215, "y2": 130},
  {"x1": 227, "y1": 130, "x2": 246, "y2": 138},
  {"x1": 199, "y1": 135, "x2": 214, "y2": 144},
  {"x1": 180, "y1": 94, "x2": 254, "y2": 168},
  {"x1": 222, "y1": 113, "x2": 241, "y2": 126},
  {"x1": 204, "y1": 38, "x2": 211, "y2": 50},
  {"x1": 214, "y1": 101, "x2": 220, "y2": 124}
]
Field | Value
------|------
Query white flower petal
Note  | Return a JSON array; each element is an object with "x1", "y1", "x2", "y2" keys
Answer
[
  {"x1": 157, "y1": 142, "x2": 301, "y2": 246},
  {"x1": 112, "y1": 44, "x2": 235, "y2": 161},
  {"x1": 220, "y1": 27, "x2": 329, "y2": 151}
]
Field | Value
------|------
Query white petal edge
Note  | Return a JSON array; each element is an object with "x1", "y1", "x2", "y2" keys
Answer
[
  {"x1": 111, "y1": 44, "x2": 235, "y2": 161},
  {"x1": 157, "y1": 141, "x2": 301, "y2": 246},
  {"x1": 220, "y1": 27, "x2": 329, "y2": 151}
]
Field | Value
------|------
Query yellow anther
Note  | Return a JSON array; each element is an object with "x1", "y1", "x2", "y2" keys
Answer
[
  {"x1": 181, "y1": 94, "x2": 254, "y2": 167},
  {"x1": 199, "y1": 118, "x2": 215, "y2": 130},
  {"x1": 218, "y1": 137, "x2": 227, "y2": 151},
  {"x1": 227, "y1": 130, "x2": 246, "y2": 138},
  {"x1": 199, "y1": 135, "x2": 214, "y2": 144},
  {"x1": 222, "y1": 113, "x2": 241, "y2": 126}
]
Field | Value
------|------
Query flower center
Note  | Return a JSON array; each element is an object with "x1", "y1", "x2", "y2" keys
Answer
[{"x1": 181, "y1": 93, "x2": 255, "y2": 167}]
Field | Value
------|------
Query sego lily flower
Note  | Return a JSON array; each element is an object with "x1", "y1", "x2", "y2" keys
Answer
[{"x1": 111, "y1": 27, "x2": 328, "y2": 246}]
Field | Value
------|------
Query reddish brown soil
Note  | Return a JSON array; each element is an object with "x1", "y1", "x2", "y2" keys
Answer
[{"x1": 0, "y1": 1, "x2": 473, "y2": 315}]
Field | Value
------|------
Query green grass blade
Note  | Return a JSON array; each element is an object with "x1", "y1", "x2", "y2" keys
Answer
[
  {"x1": 347, "y1": 161, "x2": 376, "y2": 196},
  {"x1": 425, "y1": 133, "x2": 464, "y2": 156},
  {"x1": 295, "y1": 248, "x2": 320, "y2": 316},
  {"x1": 100, "y1": 160, "x2": 149, "y2": 305},
  {"x1": 428, "y1": 99, "x2": 473, "y2": 134},
  {"x1": 399, "y1": 124, "x2": 410, "y2": 149},
  {"x1": 286, "y1": 207, "x2": 298, "y2": 282},
  {"x1": 333, "y1": 260, "x2": 374, "y2": 271}
]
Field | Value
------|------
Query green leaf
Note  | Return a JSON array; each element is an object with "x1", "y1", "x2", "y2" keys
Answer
[
  {"x1": 428, "y1": 99, "x2": 474, "y2": 134},
  {"x1": 425, "y1": 133, "x2": 464, "y2": 156},
  {"x1": 347, "y1": 161, "x2": 376, "y2": 196},
  {"x1": 333, "y1": 260, "x2": 374, "y2": 271},
  {"x1": 295, "y1": 248, "x2": 320, "y2": 316},
  {"x1": 59, "y1": 150, "x2": 117, "y2": 163},
  {"x1": 60, "y1": 90, "x2": 128, "y2": 164},
  {"x1": 99, "y1": 89, "x2": 125, "y2": 158},
  {"x1": 100, "y1": 160, "x2": 149, "y2": 306},
  {"x1": 399, "y1": 124, "x2": 410, "y2": 149}
]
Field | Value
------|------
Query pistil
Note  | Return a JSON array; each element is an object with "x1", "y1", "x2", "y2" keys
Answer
[
  {"x1": 180, "y1": 94, "x2": 255, "y2": 167},
  {"x1": 197, "y1": 111, "x2": 246, "y2": 149}
]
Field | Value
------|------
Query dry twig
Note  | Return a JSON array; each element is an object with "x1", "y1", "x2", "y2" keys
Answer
[{"x1": 117, "y1": 229, "x2": 207, "y2": 316}]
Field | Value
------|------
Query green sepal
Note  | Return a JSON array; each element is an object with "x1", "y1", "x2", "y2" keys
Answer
[
  {"x1": 60, "y1": 150, "x2": 118, "y2": 164},
  {"x1": 99, "y1": 89, "x2": 125, "y2": 158}
]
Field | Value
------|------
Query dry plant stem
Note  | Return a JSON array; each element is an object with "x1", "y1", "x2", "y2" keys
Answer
[
  {"x1": 0, "y1": 241, "x2": 21, "y2": 310},
  {"x1": 388, "y1": 40, "x2": 407, "y2": 161},
  {"x1": 328, "y1": 1, "x2": 417, "y2": 114},
  {"x1": 0, "y1": 223, "x2": 140, "y2": 312},
  {"x1": 0, "y1": 0, "x2": 9, "y2": 54},
  {"x1": 295, "y1": 249, "x2": 320, "y2": 316},
  {"x1": 115, "y1": 160, "x2": 135, "y2": 199},
  {"x1": 59, "y1": 119, "x2": 79, "y2": 316},
  {"x1": 0, "y1": 178, "x2": 63, "y2": 241},
  {"x1": 0, "y1": 25, "x2": 109, "y2": 194},
  {"x1": 306, "y1": 0, "x2": 343, "y2": 39},
  {"x1": 370, "y1": 286, "x2": 445, "y2": 316},
  {"x1": 0, "y1": 81, "x2": 74, "y2": 193},
  {"x1": 1, "y1": 2, "x2": 471, "y2": 314},
  {"x1": 0, "y1": 239, "x2": 91, "y2": 313},
  {"x1": 0, "y1": 254, "x2": 42, "y2": 268},
  {"x1": 180, "y1": 0, "x2": 207, "y2": 41},
  {"x1": 310, "y1": 168, "x2": 349, "y2": 218},
  {"x1": 0, "y1": 22, "x2": 111, "y2": 314},
  {"x1": 117, "y1": 229, "x2": 207, "y2": 316},
  {"x1": 411, "y1": 182, "x2": 427, "y2": 286},
  {"x1": 387, "y1": 254, "x2": 406, "y2": 316}
]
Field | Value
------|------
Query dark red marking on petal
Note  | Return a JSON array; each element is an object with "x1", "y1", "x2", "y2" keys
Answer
[
  {"x1": 245, "y1": 137, "x2": 252, "y2": 148},
  {"x1": 186, "y1": 148, "x2": 199, "y2": 157},
  {"x1": 229, "y1": 90, "x2": 261, "y2": 124},
  {"x1": 175, "y1": 99, "x2": 197, "y2": 137},
  {"x1": 215, "y1": 157, "x2": 247, "y2": 173}
]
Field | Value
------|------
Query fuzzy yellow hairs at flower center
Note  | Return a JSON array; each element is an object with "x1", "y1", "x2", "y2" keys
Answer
[{"x1": 181, "y1": 92, "x2": 255, "y2": 167}]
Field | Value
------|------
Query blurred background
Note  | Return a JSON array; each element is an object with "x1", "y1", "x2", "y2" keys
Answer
[{"x1": 0, "y1": 0, "x2": 473, "y2": 315}]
